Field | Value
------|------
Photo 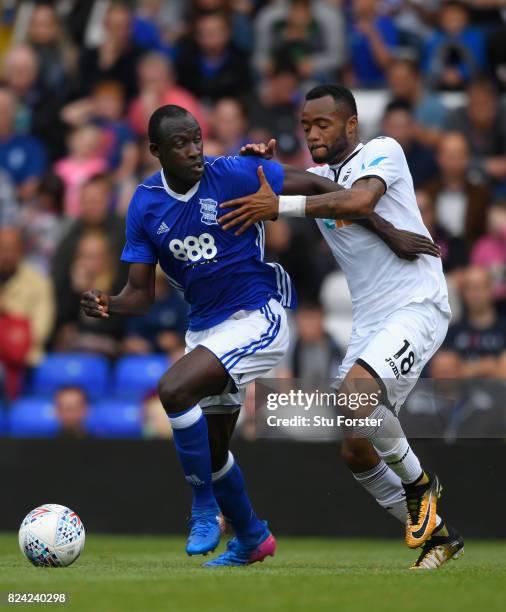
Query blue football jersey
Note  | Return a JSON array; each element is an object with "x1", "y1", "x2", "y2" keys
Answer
[{"x1": 121, "y1": 155, "x2": 296, "y2": 331}]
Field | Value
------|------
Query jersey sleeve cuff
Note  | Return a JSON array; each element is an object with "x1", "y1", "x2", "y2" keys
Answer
[{"x1": 352, "y1": 174, "x2": 388, "y2": 194}]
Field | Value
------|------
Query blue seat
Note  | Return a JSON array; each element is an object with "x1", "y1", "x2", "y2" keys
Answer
[
  {"x1": 9, "y1": 397, "x2": 60, "y2": 438},
  {"x1": 0, "y1": 403, "x2": 6, "y2": 436},
  {"x1": 87, "y1": 400, "x2": 143, "y2": 438},
  {"x1": 112, "y1": 355, "x2": 169, "y2": 399},
  {"x1": 31, "y1": 353, "x2": 110, "y2": 399}
]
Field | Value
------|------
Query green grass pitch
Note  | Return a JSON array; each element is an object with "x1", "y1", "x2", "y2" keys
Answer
[{"x1": 0, "y1": 534, "x2": 505, "y2": 612}]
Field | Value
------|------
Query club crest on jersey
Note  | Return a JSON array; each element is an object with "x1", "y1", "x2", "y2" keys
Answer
[{"x1": 199, "y1": 198, "x2": 219, "y2": 226}]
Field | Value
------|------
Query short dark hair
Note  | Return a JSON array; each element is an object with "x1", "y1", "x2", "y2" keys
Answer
[
  {"x1": 305, "y1": 84, "x2": 357, "y2": 118},
  {"x1": 148, "y1": 105, "x2": 196, "y2": 145},
  {"x1": 390, "y1": 58, "x2": 420, "y2": 76},
  {"x1": 55, "y1": 386, "x2": 88, "y2": 403},
  {"x1": 383, "y1": 99, "x2": 413, "y2": 117}
]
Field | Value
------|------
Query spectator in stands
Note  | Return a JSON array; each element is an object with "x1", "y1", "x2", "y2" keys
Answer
[
  {"x1": 386, "y1": 58, "x2": 447, "y2": 147},
  {"x1": 444, "y1": 78, "x2": 506, "y2": 183},
  {"x1": 188, "y1": 0, "x2": 257, "y2": 54},
  {"x1": 131, "y1": 0, "x2": 167, "y2": 53},
  {"x1": 54, "y1": 386, "x2": 89, "y2": 439},
  {"x1": 265, "y1": 217, "x2": 319, "y2": 303},
  {"x1": 62, "y1": 81, "x2": 138, "y2": 181},
  {"x1": 252, "y1": 0, "x2": 345, "y2": 84},
  {"x1": 2, "y1": 44, "x2": 65, "y2": 160},
  {"x1": 291, "y1": 302, "x2": 342, "y2": 384},
  {"x1": 249, "y1": 63, "x2": 306, "y2": 166},
  {"x1": 20, "y1": 173, "x2": 67, "y2": 275},
  {"x1": 488, "y1": 26, "x2": 506, "y2": 92},
  {"x1": 132, "y1": 0, "x2": 188, "y2": 54},
  {"x1": 26, "y1": 3, "x2": 76, "y2": 102},
  {"x1": 78, "y1": 3, "x2": 143, "y2": 100},
  {"x1": 424, "y1": 132, "x2": 489, "y2": 247},
  {"x1": 53, "y1": 230, "x2": 125, "y2": 357},
  {"x1": 52, "y1": 174, "x2": 126, "y2": 304},
  {"x1": 0, "y1": 87, "x2": 46, "y2": 201},
  {"x1": 142, "y1": 394, "x2": 173, "y2": 439},
  {"x1": 471, "y1": 200, "x2": 506, "y2": 305},
  {"x1": 210, "y1": 98, "x2": 251, "y2": 155},
  {"x1": 135, "y1": 135, "x2": 163, "y2": 185},
  {"x1": 416, "y1": 188, "x2": 469, "y2": 283},
  {"x1": 346, "y1": 0, "x2": 399, "y2": 88},
  {"x1": 437, "y1": 267, "x2": 506, "y2": 379},
  {"x1": 0, "y1": 309, "x2": 31, "y2": 402},
  {"x1": 176, "y1": 11, "x2": 251, "y2": 104},
  {"x1": 0, "y1": 226, "x2": 55, "y2": 370},
  {"x1": 123, "y1": 267, "x2": 188, "y2": 357},
  {"x1": 423, "y1": 1, "x2": 485, "y2": 90},
  {"x1": 385, "y1": 0, "x2": 439, "y2": 50},
  {"x1": 53, "y1": 124, "x2": 108, "y2": 218},
  {"x1": 0, "y1": 169, "x2": 19, "y2": 226},
  {"x1": 381, "y1": 100, "x2": 438, "y2": 189},
  {"x1": 128, "y1": 52, "x2": 208, "y2": 137}
]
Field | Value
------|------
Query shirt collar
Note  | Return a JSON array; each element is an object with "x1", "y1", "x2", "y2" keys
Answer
[
  {"x1": 329, "y1": 143, "x2": 364, "y2": 170},
  {"x1": 160, "y1": 170, "x2": 200, "y2": 202}
]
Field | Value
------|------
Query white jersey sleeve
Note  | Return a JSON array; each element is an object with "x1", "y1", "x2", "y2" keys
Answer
[
  {"x1": 352, "y1": 137, "x2": 405, "y2": 192},
  {"x1": 308, "y1": 139, "x2": 450, "y2": 331}
]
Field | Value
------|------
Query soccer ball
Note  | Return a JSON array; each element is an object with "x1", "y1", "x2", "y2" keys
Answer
[{"x1": 18, "y1": 504, "x2": 85, "y2": 567}]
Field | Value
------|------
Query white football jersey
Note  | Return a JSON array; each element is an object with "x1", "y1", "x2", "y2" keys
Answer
[{"x1": 307, "y1": 137, "x2": 451, "y2": 330}]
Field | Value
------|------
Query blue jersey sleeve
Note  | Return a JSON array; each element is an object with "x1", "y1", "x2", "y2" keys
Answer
[
  {"x1": 213, "y1": 155, "x2": 285, "y2": 200},
  {"x1": 121, "y1": 191, "x2": 158, "y2": 264}
]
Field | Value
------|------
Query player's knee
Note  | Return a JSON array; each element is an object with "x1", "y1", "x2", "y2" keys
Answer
[
  {"x1": 341, "y1": 437, "x2": 379, "y2": 472},
  {"x1": 158, "y1": 373, "x2": 194, "y2": 414}
]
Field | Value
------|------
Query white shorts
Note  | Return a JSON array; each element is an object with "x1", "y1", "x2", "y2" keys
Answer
[
  {"x1": 185, "y1": 298, "x2": 289, "y2": 411},
  {"x1": 338, "y1": 301, "x2": 450, "y2": 413}
]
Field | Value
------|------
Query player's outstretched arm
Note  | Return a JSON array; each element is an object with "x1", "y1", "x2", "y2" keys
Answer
[
  {"x1": 220, "y1": 165, "x2": 373, "y2": 234},
  {"x1": 235, "y1": 145, "x2": 440, "y2": 259},
  {"x1": 80, "y1": 263, "x2": 156, "y2": 318}
]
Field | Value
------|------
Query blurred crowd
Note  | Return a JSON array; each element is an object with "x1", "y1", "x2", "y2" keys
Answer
[{"x1": 0, "y1": 0, "x2": 505, "y2": 438}]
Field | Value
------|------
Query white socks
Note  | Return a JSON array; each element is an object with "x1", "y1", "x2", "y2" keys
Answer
[
  {"x1": 374, "y1": 437, "x2": 423, "y2": 485},
  {"x1": 353, "y1": 460, "x2": 407, "y2": 523},
  {"x1": 353, "y1": 460, "x2": 442, "y2": 528},
  {"x1": 354, "y1": 404, "x2": 423, "y2": 484}
]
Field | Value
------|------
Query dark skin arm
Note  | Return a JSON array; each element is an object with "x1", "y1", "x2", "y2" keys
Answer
[
  {"x1": 222, "y1": 142, "x2": 440, "y2": 260},
  {"x1": 80, "y1": 263, "x2": 156, "y2": 318}
]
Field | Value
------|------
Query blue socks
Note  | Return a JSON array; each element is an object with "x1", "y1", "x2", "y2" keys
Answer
[
  {"x1": 212, "y1": 452, "x2": 265, "y2": 544},
  {"x1": 168, "y1": 407, "x2": 263, "y2": 542},
  {"x1": 168, "y1": 406, "x2": 217, "y2": 511}
]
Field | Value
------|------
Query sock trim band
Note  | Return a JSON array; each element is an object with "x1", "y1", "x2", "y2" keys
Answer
[
  {"x1": 353, "y1": 461, "x2": 389, "y2": 485},
  {"x1": 169, "y1": 405, "x2": 203, "y2": 430},
  {"x1": 212, "y1": 451, "x2": 235, "y2": 482},
  {"x1": 385, "y1": 447, "x2": 410, "y2": 465}
]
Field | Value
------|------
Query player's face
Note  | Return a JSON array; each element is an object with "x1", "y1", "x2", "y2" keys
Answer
[
  {"x1": 151, "y1": 116, "x2": 205, "y2": 185},
  {"x1": 301, "y1": 96, "x2": 357, "y2": 164}
]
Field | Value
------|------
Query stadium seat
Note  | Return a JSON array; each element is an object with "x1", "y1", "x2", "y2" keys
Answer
[
  {"x1": 87, "y1": 400, "x2": 143, "y2": 438},
  {"x1": 0, "y1": 403, "x2": 6, "y2": 436},
  {"x1": 9, "y1": 398, "x2": 60, "y2": 438},
  {"x1": 112, "y1": 355, "x2": 169, "y2": 399},
  {"x1": 31, "y1": 353, "x2": 110, "y2": 399}
]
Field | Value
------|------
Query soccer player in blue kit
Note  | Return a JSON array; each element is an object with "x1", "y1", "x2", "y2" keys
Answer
[{"x1": 80, "y1": 105, "x2": 439, "y2": 567}]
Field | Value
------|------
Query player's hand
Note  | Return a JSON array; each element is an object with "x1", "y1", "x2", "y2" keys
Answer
[
  {"x1": 386, "y1": 228, "x2": 441, "y2": 261},
  {"x1": 219, "y1": 166, "x2": 278, "y2": 235},
  {"x1": 239, "y1": 139, "x2": 276, "y2": 160},
  {"x1": 80, "y1": 289, "x2": 110, "y2": 318}
]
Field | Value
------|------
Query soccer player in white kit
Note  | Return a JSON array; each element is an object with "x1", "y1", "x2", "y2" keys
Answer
[{"x1": 219, "y1": 84, "x2": 464, "y2": 569}]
